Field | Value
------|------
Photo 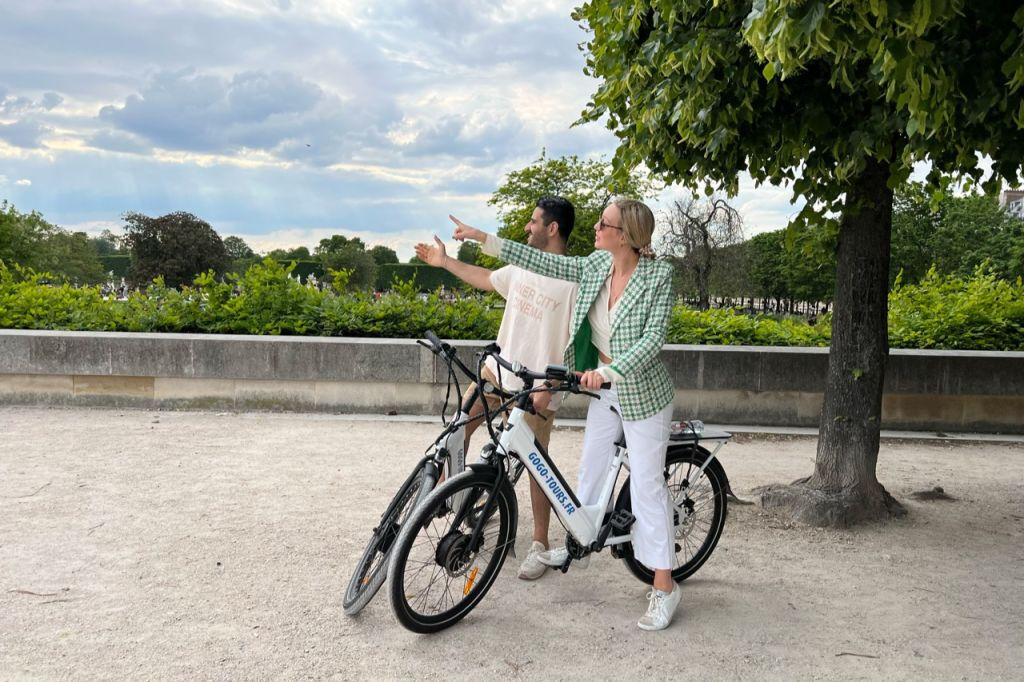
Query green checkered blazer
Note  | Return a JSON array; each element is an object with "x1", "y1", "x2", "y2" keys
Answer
[{"x1": 495, "y1": 238, "x2": 675, "y2": 421}]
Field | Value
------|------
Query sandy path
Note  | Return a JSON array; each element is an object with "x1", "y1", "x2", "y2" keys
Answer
[{"x1": 1, "y1": 406, "x2": 1022, "y2": 680}]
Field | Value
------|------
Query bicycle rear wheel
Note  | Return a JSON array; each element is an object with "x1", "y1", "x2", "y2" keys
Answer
[
  {"x1": 387, "y1": 467, "x2": 516, "y2": 633},
  {"x1": 343, "y1": 462, "x2": 436, "y2": 616},
  {"x1": 615, "y1": 446, "x2": 728, "y2": 584}
]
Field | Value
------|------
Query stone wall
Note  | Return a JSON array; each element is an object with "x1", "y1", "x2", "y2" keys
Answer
[{"x1": 1, "y1": 330, "x2": 1021, "y2": 432}]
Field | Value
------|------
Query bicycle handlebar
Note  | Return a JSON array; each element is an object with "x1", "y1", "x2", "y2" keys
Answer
[{"x1": 487, "y1": 349, "x2": 610, "y2": 394}]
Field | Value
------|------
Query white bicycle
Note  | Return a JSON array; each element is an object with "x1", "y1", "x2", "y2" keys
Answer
[{"x1": 386, "y1": 347, "x2": 733, "y2": 633}]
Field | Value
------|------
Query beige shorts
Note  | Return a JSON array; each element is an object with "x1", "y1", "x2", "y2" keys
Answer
[{"x1": 462, "y1": 365, "x2": 556, "y2": 451}]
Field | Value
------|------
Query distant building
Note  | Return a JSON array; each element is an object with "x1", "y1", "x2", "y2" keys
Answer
[{"x1": 1000, "y1": 189, "x2": 1024, "y2": 220}]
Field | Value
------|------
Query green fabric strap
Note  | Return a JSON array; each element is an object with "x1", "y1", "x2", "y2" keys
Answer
[{"x1": 573, "y1": 316, "x2": 599, "y2": 373}]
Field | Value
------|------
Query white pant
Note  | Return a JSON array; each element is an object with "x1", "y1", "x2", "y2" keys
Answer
[{"x1": 577, "y1": 386, "x2": 675, "y2": 570}]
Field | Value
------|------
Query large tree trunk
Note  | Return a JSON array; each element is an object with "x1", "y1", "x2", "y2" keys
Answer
[{"x1": 759, "y1": 157, "x2": 906, "y2": 526}]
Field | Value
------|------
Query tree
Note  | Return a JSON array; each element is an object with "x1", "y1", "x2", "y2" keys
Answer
[
  {"x1": 657, "y1": 197, "x2": 744, "y2": 309},
  {"x1": 0, "y1": 201, "x2": 105, "y2": 283},
  {"x1": 266, "y1": 246, "x2": 312, "y2": 261},
  {"x1": 456, "y1": 241, "x2": 481, "y2": 266},
  {"x1": 44, "y1": 231, "x2": 107, "y2": 285},
  {"x1": 369, "y1": 245, "x2": 399, "y2": 266},
  {"x1": 574, "y1": 1, "x2": 1024, "y2": 526},
  {"x1": 223, "y1": 236, "x2": 256, "y2": 260},
  {"x1": 488, "y1": 151, "x2": 654, "y2": 259},
  {"x1": 1, "y1": 202, "x2": 56, "y2": 270},
  {"x1": 891, "y1": 183, "x2": 1024, "y2": 284},
  {"x1": 90, "y1": 229, "x2": 125, "y2": 257},
  {"x1": 407, "y1": 255, "x2": 426, "y2": 265},
  {"x1": 122, "y1": 211, "x2": 230, "y2": 289},
  {"x1": 315, "y1": 234, "x2": 376, "y2": 290}
]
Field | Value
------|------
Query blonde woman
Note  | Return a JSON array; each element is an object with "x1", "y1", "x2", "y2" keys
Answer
[{"x1": 451, "y1": 198, "x2": 681, "y2": 631}]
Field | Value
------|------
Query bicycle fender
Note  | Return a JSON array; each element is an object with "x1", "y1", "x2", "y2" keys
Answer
[{"x1": 466, "y1": 463, "x2": 519, "y2": 554}]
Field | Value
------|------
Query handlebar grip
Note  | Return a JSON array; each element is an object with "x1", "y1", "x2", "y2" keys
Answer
[{"x1": 424, "y1": 330, "x2": 442, "y2": 351}]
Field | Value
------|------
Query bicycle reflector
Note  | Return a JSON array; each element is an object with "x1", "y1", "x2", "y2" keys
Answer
[{"x1": 671, "y1": 420, "x2": 705, "y2": 435}]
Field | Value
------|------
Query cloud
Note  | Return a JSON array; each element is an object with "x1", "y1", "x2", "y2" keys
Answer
[
  {"x1": 396, "y1": 112, "x2": 527, "y2": 162},
  {"x1": 97, "y1": 68, "x2": 401, "y2": 165},
  {"x1": 1, "y1": 92, "x2": 63, "y2": 116},
  {"x1": 86, "y1": 130, "x2": 152, "y2": 155},
  {"x1": 0, "y1": 119, "x2": 50, "y2": 149},
  {"x1": 15, "y1": 178, "x2": 31, "y2": 186}
]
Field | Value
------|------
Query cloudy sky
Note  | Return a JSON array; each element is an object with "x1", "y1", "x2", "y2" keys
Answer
[{"x1": 0, "y1": 0, "x2": 800, "y2": 259}]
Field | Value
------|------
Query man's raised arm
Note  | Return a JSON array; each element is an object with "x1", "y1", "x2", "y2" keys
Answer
[{"x1": 413, "y1": 235, "x2": 495, "y2": 292}]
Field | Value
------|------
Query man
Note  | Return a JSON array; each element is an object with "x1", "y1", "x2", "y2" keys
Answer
[{"x1": 414, "y1": 196, "x2": 578, "y2": 580}]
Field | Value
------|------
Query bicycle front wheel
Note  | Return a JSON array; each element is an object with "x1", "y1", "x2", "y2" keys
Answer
[
  {"x1": 343, "y1": 463, "x2": 436, "y2": 616},
  {"x1": 387, "y1": 468, "x2": 516, "y2": 633}
]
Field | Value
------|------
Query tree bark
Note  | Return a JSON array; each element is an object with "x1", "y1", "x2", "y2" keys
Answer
[{"x1": 759, "y1": 157, "x2": 906, "y2": 526}]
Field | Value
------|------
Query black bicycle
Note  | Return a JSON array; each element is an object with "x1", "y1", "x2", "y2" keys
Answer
[{"x1": 342, "y1": 332, "x2": 503, "y2": 615}]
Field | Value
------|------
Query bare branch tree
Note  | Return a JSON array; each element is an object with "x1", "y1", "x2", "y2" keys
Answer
[{"x1": 656, "y1": 196, "x2": 744, "y2": 310}]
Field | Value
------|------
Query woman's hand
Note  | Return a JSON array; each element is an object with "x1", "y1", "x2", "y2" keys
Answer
[
  {"x1": 414, "y1": 236, "x2": 448, "y2": 268},
  {"x1": 450, "y1": 215, "x2": 486, "y2": 243},
  {"x1": 577, "y1": 370, "x2": 606, "y2": 391}
]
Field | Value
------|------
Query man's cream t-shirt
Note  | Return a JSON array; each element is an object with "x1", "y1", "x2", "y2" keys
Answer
[{"x1": 484, "y1": 265, "x2": 578, "y2": 407}]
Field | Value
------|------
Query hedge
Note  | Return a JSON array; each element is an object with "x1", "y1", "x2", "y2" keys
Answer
[{"x1": 1, "y1": 259, "x2": 1021, "y2": 350}]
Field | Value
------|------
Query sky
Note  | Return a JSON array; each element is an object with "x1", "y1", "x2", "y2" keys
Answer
[{"x1": 0, "y1": 0, "x2": 803, "y2": 260}]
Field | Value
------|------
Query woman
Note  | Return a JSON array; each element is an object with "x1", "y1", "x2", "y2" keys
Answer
[{"x1": 452, "y1": 198, "x2": 680, "y2": 631}]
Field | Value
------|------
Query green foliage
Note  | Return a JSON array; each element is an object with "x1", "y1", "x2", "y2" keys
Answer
[
  {"x1": 223, "y1": 236, "x2": 255, "y2": 260},
  {"x1": 574, "y1": 1, "x2": 1024, "y2": 224},
  {"x1": 99, "y1": 255, "x2": 131, "y2": 278},
  {"x1": 668, "y1": 306, "x2": 832, "y2": 347},
  {"x1": 487, "y1": 151, "x2": 655, "y2": 262},
  {"x1": 122, "y1": 211, "x2": 230, "y2": 289},
  {"x1": 266, "y1": 246, "x2": 311, "y2": 260},
  {"x1": 0, "y1": 201, "x2": 106, "y2": 285},
  {"x1": 888, "y1": 266, "x2": 1024, "y2": 351},
  {"x1": 892, "y1": 185, "x2": 1024, "y2": 284},
  {"x1": 375, "y1": 264, "x2": 460, "y2": 291},
  {"x1": 315, "y1": 234, "x2": 376, "y2": 290},
  {"x1": 369, "y1": 245, "x2": 399, "y2": 265},
  {"x1": 457, "y1": 241, "x2": 481, "y2": 265}
]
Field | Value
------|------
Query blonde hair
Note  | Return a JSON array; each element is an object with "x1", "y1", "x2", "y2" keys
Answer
[{"x1": 611, "y1": 197, "x2": 656, "y2": 259}]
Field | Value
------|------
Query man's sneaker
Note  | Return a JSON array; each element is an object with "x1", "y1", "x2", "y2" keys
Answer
[
  {"x1": 517, "y1": 541, "x2": 550, "y2": 580},
  {"x1": 537, "y1": 546, "x2": 590, "y2": 569},
  {"x1": 637, "y1": 585, "x2": 682, "y2": 631}
]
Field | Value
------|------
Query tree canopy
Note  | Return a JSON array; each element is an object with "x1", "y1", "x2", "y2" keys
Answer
[
  {"x1": 0, "y1": 201, "x2": 106, "y2": 284},
  {"x1": 488, "y1": 151, "x2": 653, "y2": 258},
  {"x1": 576, "y1": 1, "x2": 1024, "y2": 223},
  {"x1": 122, "y1": 211, "x2": 230, "y2": 289}
]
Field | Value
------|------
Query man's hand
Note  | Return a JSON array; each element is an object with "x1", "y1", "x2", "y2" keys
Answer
[
  {"x1": 450, "y1": 214, "x2": 486, "y2": 243},
  {"x1": 414, "y1": 236, "x2": 448, "y2": 268},
  {"x1": 531, "y1": 389, "x2": 552, "y2": 413}
]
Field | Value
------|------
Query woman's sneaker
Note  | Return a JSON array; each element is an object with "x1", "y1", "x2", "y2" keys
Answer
[
  {"x1": 637, "y1": 585, "x2": 681, "y2": 631},
  {"x1": 517, "y1": 541, "x2": 549, "y2": 580},
  {"x1": 537, "y1": 546, "x2": 590, "y2": 569}
]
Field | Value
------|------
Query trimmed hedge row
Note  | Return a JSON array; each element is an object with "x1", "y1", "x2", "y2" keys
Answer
[{"x1": 1, "y1": 260, "x2": 1021, "y2": 350}]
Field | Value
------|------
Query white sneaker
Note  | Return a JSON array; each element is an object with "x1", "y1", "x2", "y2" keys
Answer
[
  {"x1": 637, "y1": 585, "x2": 682, "y2": 631},
  {"x1": 517, "y1": 541, "x2": 549, "y2": 580},
  {"x1": 537, "y1": 546, "x2": 590, "y2": 569}
]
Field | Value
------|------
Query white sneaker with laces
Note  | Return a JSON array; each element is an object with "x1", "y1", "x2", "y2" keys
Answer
[
  {"x1": 637, "y1": 585, "x2": 682, "y2": 631},
  {"x1": 537, "y1": 546, "x2": 590, "y2": 569},
  {"x1": 517, "y1": 541, "x2": 550, "y2": 580}
]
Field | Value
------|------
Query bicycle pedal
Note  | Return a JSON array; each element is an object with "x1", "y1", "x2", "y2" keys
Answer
[{"x1": 609, "y1": 509, "x2": 635, "y2": 532}]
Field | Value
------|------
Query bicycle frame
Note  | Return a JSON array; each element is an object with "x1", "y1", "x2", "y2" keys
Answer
[{"x1": 492, "y1": 400, "x2": 729, "y2": 553}]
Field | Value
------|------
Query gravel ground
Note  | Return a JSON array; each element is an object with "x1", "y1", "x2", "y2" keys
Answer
[{"x1": 1, "y1": 406, "x2": 1022, "y2": 681}]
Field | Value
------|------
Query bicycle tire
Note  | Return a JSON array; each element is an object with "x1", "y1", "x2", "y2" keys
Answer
[
  {"x1": 342, "y1": 463, "x2": 437, "y2": 616},
  {"x1": 615, "y1": 446, "x2": 728, "y2": 584},
  {"x1": 387, "y1": 467, "x2": 516, "y2": 633}
]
